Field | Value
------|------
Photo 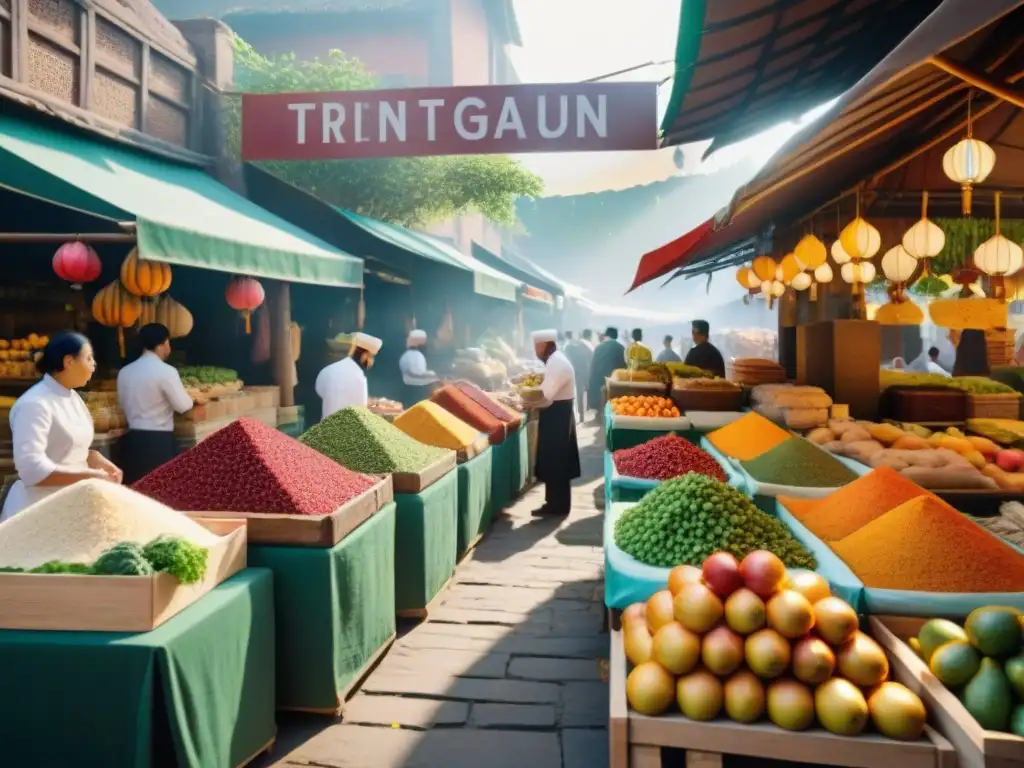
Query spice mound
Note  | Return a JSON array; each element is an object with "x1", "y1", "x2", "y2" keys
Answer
[
  {"x1": 0, "y1": 479, "x2": 219, "y2": 571},
  {"x1": 613, "y1": 473, "x2": 816, "y2": 569},
  {"x1": 135, "y1": 417, "x2": 376, "y2": 515},
  {"x1": 394, "y1": 401, "x2": 482, "y2": 451},
  {"x1": 302, "y1": 407, "x2": 450, "y2": 474},
  {"x1": 453, "y1": 380, "x2": 522, "y2": 426},
  {"x1": 781, "y1": 467, "x2": 931, "y2": 541},
  {"x1": 706, "y1": 411, "x2": 790, "y2": 461},
  {"x1": 741, "y1": 438, "x2": 858, "y2": 488},
  {"x1": 431, "y1": 385, "x2": 507, "y2": 444},
  {"x1": 613, "y1": 435, "x2": 726, "y2": 482},
  {"x1": 831, "y1": 495, "x2": 1024, "y2": 593}
]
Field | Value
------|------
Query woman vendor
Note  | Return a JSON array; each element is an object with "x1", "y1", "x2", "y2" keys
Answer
[
  {"x1": 398, "y1": 329, "x2": 440, "y2": 405},
  {"x1": 528, "y1": 329, "x2": 581, "y2": 517},
  {"x1": 1, "y1": 332, "x2": 123, "y2": 520}
]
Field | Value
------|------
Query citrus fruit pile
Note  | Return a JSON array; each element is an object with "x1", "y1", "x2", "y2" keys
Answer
[
  {"x1": 611, "y1": 395, "x2": 679, "y2": 418},
  {"x1": 623, "y1": 550, "x2": 927, "y2": 741}
]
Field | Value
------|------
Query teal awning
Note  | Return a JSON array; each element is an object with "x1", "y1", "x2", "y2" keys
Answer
[
  {"x1": 335, "y1": 209, "x2": 519, "y2": 303},
  {"x1": 0, "y1": 114, "x2": 363, "y2": 287}
]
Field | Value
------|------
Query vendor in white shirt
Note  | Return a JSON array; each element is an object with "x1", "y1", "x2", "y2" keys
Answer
[
  {"x1": 527, "y1": 329, "x2": 581, "y2": 518},
  {"x1": 398, "y1": 329, "x2": 439, "y2": 405},
  {"x1": 1, "y1": 332, "x2": 123, "y2": 521},
  {"x1": 116, "y1": 323, "x2": 194, "y2": 484},
  {"x1": 315, "y1": 332, "x2": 382, "y2": 421}
]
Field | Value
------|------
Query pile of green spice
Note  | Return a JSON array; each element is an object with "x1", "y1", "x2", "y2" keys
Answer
[
  {"x1": 301, "y1": 407, "x2": 450, "y2": 474},
  {"x1": 741, "y1": 437, "x2": 858, "y2": 488}
]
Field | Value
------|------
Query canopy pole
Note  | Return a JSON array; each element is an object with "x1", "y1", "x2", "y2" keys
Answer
[
  {"x1": 270, "y1": 281, "x2": 296, "y2": 408},
  {"x1": 928, "y1": 56, "x2": 1024, "y2": 109},
  {"x1": 0, "y1": 232, "x2": 136, "y2": 243}
]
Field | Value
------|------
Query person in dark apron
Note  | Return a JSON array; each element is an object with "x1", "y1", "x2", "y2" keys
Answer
[
  {"x1": 530, "y1": 329, "x2": 581, "y2": 517},
  {"x1": 116, "y1": 323, "x2": 194, "y2": 484},
  {"x1": 398, "y1": 329, "x2": 439, "y2": 406}
]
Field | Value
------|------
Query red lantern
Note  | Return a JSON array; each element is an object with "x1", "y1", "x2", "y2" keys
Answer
[
  {"x1": 225, "y1": 276, "x2": 265, "y2": 334},
  {"x1": 53, "y1": 241, "x2": 102, "y2": 289}
]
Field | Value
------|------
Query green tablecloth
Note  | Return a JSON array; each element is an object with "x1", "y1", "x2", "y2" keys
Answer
[
  {"x1": 508, "y1": 423, "x2": 531, "y2": 497},
  {"x1": 457, "y1": 448, "x2": 493, "y2": 559},
  {"x1": 248, "y1": 503, "x2": 397, "y2": 712},
  {"x1": 604, "y1": 403, "x2": 700, "y2": 451},
  {"x1": 490, "y1": 434, "x2": 514, "y2": 513},
  {"x1": 0, "y1": 569, "x2": 276, "y2": 768},
  {"x1": 395, "y1": 470, "x2": 458, "y2": 612}
]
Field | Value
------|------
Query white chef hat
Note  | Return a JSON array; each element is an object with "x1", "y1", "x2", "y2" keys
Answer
[
  {"x1": 407, "y1": 329, "x2": 427, "y2": 345},
  {"x1": 531, "y1": 329, "x2": 557, "y2": 344},
  {"x1": 352, "y1": 332, "x2": 383, "y2": 355}
]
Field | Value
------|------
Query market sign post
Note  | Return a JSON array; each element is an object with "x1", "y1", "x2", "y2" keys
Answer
[{"x1": 241, "y1": 82, "x2": 658, "y2": 161}]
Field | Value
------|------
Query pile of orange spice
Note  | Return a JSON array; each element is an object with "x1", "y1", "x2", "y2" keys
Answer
[
  {"x1": 706, "y1": 411, "x2": 790, "y2": 461},
  {"x1": 831, "y1": 495, "x2": 1024, "y2": 593},
  {"x1": 780, "y1": 467, "x2": 933, "y2": 541}
]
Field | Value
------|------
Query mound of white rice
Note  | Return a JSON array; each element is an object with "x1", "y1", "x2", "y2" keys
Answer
[{"x1": 0, "y1": 479, "x2": 220, "y2": 570}]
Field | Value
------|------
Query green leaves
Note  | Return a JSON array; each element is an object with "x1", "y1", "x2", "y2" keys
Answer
[{"x1": 226, "y1": 37, "x2": 543, "y2": 226}]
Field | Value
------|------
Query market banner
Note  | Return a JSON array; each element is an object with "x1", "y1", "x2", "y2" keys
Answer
[{"x1": 241, "y1": 82, "x2": 658, "y2": 161}]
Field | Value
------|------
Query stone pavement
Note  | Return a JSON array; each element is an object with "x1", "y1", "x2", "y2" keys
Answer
[{"x1": 259, "y1": 421, "x2": 609, "y2": 768}]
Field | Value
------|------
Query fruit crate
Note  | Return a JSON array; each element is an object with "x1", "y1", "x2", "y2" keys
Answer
[
  {"x1": 871, "y1": 616, "x2": 1024, "y2": 768},
  {"x1": 609, "y1": 628, "x2": 956, "y2": 768},
  {"x1": 967, "y1": 394, "x2": 1022, "y2": 420}
]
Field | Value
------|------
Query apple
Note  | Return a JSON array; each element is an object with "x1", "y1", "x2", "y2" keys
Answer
[
  {"x1": 996, "y1": 449, "x2": 1024, "y2": 473},
  {"x1": 702, "y1": 552, "x2": 744, "y2": 598},
  {"x1": 740, "y1": 550, "x2": 787, "y2": 599}
]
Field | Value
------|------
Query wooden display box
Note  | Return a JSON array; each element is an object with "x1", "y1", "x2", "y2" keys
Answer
[
  {"x1": 797, "y1": 320, "x2": 881, "y2": 420},
  {"x1": 968, "y1": 393, "x2": 1022, "y2": 420},
  {"x1": 456, "y1": 435, "x2": 490, "y2": 464},
  {"x1": 670, "y1": 388, "x2": 743, "y2": 413},
  {"x1": 871, "y1": 616, "x2": 1024, "y2": 768},
  {"x1": 174, "y1": 407, "x2": 279, "y2": 441},
  {"x1": 607, "y1": 378, "x2": 669, "y2": 401},
  {"x1": 885, "y1": 389, "x2": 968, "y2": 425},
  {"x1": 0, "y1": 519, "x2": 247, "y2": 632},
  {"x1": 609, "y1": 628, "x2": 954, "y2": 768},
  {"x1": 189, "y1": 477, "x2": 394, "y2": 548},
  {"x1": 392, "y1": 452, "x2": 457, "y2": 493},
  {"x1": 248, "y1": 386, "x2": 282, "y2": 409}
]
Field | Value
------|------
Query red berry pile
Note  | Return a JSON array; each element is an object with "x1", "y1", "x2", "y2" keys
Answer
[
  {"x1": 133, "y1": 417, "x2": 377, "y2": 515},
  {"x1": 613, "y1": 434, "x2": 727, "y2": 482}
]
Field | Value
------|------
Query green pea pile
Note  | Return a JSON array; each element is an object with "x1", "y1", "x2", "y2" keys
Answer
[
  {"x1": 301, "y1": 407, "x2": 449, "y2": 474},
  {"x1": 613, "y1": 473, "x2": 817, "y2": 570}
]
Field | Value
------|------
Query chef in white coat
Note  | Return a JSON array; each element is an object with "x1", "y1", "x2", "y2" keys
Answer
[
  {"x1": 315, "y1": 332, "x2": 382, "y2": 421},
  {"x1": 1, "y1": 331, "x2": 123, "y2": 520},
  {"x1": 398, "y1": 329, "x2": 439, "y2": 405}
]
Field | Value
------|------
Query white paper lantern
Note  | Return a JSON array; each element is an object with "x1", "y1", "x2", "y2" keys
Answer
[
  {"x1": 903, "y1": 218, "x2": 945, "y2": 259},
  {"x1": 791, "y1": 272, "x2": 812, "y2": 291},
  {"x1": 881, "y1": 245, "x2": 918, "y2": 283},
  {"x1": 860, "y1": 261, "x2": 877, "y2": 283},
  {"x1": 943, "y1": 137, "x2": 996, "y2": 215},
  {"x1": 841, "y1": 262, "x2": 876, "y2": 284},
  {"x1": 974, "y1": 234, "x2": 1024, "y2": 277},
  {"x1": 814, "y1": 263, "x2": 834, "y2": 283},
  {"x1": 771, "y1": 280, "x2": 785, "y2": 297},
  {"x1": 760, "y1": 281, "x2": 773, "y2": 295},
  {"x1": 775, "y1": 264, "x2": 785, "y2": 282},
  {"x1": 840, "y1": 218, "x2": 882, "y2": 261},
  {"x1": 831, "y1": 239, "x2": 852, "y2": 265}
]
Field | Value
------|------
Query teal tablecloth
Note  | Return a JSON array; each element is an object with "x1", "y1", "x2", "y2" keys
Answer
[
  {"x1": 604, "y1": 402, "x2": 699, "y2": 451},
  {"x1": 0, "y1": 569, "x2": 276, "y2": 768},
  {"x1": 457, "y1": 448, "x2": 494, "y2": 558},
  {"x1": 490, "y1": 434, "x2": 514, "y2": 513},
  {"x1": 395, "y1": 470, "x2": 458, "y2": 612},
  {"x1": 248, "y1": 503, "x2": 396, "y2": 712},
  {"x1": 508, "y1": 423, "x2": 531, "y2": 497}
]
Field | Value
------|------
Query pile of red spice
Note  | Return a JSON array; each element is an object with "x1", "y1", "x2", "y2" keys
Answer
[
  {"x1": 133, "y1": 417, "x2": 377, "y2": 515},
  {"x1": 432, "y1": 385, "x2": 508, "y2": 444},
  {"x1": 453, "y1": 380, "x2": 523, "y2": 430},
  {"x1": 613, "y1": 434, "x2": 727, "y2": 482}
]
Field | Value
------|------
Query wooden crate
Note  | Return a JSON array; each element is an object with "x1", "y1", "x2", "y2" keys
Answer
[
  {"x1": 0, "y1": 518, "x2": 247, "y2": 632},
  {"x1": 457, "y1": 434, "x2": 490, "y2": 464},
  {"x1": 248, "y1": 386, "x2": 282, "y2": 409},
  {"x1": 968, "y1": 393, "x2": 1022, "y2": 420},
  {"x1": 607, "y1": 378, "x2": 670, "y2": 401},
  {"x1": 871, "y1": 616, "x2": 1024, "y2": 768},
  {"x1": 188, "y1": 476, "x2": 394, "y2": 548},
  {"x1": 174, "y1": 407, "x2": 279, "y2": 441},
  {"x1": 609, "y1": 629, "x2": 955, "y2": 768},
  {"x1": 392, "y1": 452, "x2": 457, "y2": 493}
]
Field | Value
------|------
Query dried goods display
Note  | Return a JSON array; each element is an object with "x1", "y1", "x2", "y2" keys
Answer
[
  {"x1": 612, "y1": 368, "x2": 661, "y2": 383},
  {"x1": 969, "y1": 418, "x2": 1024, "y2": 447},
  {"x1": 621, "y1": 550, "x2": 927, "y2": 741},
  {"x1": 705, "y1": 412, "x2": 791, "y2": 461},
  {"x1": 367, "y1": 397, "x2": 403, "y2": 417},
  {"x1": 0, "y1": 334, "x2": 48, "y2": 378},
  {"x1": 672, "y1": 378, "x2": 740, "y2": 391},
  {"x1": 609, "y1": 395, "x2": 680, "y2": 418},
  {"x1": 135, "y1": 417, "x2": 376, "y2": 515},
  {"x1": 394, "y1": 401, "x2": 481, "y2": 451},
  {"x1": 730, "y1": 358, "x2": 786, "y2": 386},
  {"x1": 301, "y1": 406, "x2": 449, "y2": 474},
  {"x1": 740, "y1": 438, "x2": 858, "y2": 488},
  {"x1": 613, "y1": 475, "x2": 815, "y2": 569},
  {"x1": 664, "y1": 362, "x2": 716, "y2": 379},
  {"x1": 431, "y1": 384, "x2": 507, "y2": 443},
  {"x1": 176, "y1": 366, "x2": 241, "y2": 389},
  {"x1": 751, "y1": 384, "x2": 832, "y2": 430},
  {"x1": 880, "y1": 370, "x2": 1018, "y2": 395},
  {"x1": 613, "y1": 435, "x2": 726, "y2": 482},
  {"x1": 452, "y1": 380, "x2": 520, "y2": 424}
]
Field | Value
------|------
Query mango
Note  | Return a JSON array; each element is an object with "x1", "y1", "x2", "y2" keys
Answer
[{"x1": 962, "y1": 658, "x2": 1013, "y2": 731}]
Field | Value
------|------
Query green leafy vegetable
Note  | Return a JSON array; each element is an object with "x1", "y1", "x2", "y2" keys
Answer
[
  {"x1": 30, "y1": 561, "x2": 91, "y2": 574},
  {"x1": 0, "y1": 566, "x2": 25, "y2": 573},
  {"x1": 90, "y1": 542, "x2": 154, "y2": 576},
  {"x1": 142, "y1": 535, "x2": 209, "y2": 585}
]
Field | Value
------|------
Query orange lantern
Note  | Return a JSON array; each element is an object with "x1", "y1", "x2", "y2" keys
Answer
[
  {"x1": 120, "y1": 248, "x2": 172, "y2": 298},
  {"x1": 92, "y1": 280, "x2": 142, "y2": 357}
]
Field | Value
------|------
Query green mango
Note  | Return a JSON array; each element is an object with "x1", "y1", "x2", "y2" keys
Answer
[
  {"x1": 930, "y1": 641, "x2": 981, "y2": 688},
  {"x1": 1005, "y1": 654, "x2": 1024, "y2": 699},
  {"x1": 918, "y1": 619, "x2": 968, "y2": 663},
  {"x1": 961, "y1": 658, "x2": 1013, "y2": 732},
  {"x1": 965, "y1": 607, "x2": 1022, "y2": 658}
]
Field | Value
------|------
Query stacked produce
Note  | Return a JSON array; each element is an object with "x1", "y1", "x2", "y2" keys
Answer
[
  {"x1": 741, "y1": 438, "x2": 858, "y2": 489},
  {"x1": 452, "y1": 380, "x2": 521, "y2": 426},
  {"x1": 706, "y1": 412, "x2": 791, "y2": 462},
  {"x1": 176, "y1": 366, "x2": 240, "y2": 390},
  {"x1": 969, "y1": 418, "x2": 1024, "y2": 449},
  {"x1": 611, "y1": 368, "x2": 662, "y2": 383},
  {"x1": 730, "y1": 359, "x2": 786, "y2": 386},
  {"x1": 814, "y1": 420, "x2": 1000, "y2": 489},
  {"x1": 908, "y1": 608, "x2": 1024, "y2": 734},
  {"x1": 81, "y1": 390, "x2": 127, "y2": 433},
  {"x1": 367, "y1": 397, "x2": 403, "y2": 417},
  {"x1": 394, "y1": 402, "x2": 481, "y2": 452},
  {"x1": 452, "y1": 348, "x2": 506, "y2": 389},
  {"x1": 302, "y1": 407, "x2": 450, "y2": 473},
  {"x1": 613, "y1": 435, "x2": 726, "y2": 482},
  {"x1": 880, "y1": 370, "x2": 1018, "y2": 395},
  {"x1": 0, "y1": 480, "x2": 214, "y2": 583},
  {"x1": 0, "y1": 334, "x2": 47, "y2": 378},
  {"x1": 613, "y1": 474, "x2": 816, "y2": 569},
  {"x1": 752, "y1": 384, "x2": 832, "y2": 430},
  {"x1": 622, "y1": 550, "x2": 928, "y2": 740},
  {"x1": 609, "y1": 395, "x2": 680, "y2": 418},
  {"x1": 136, "y1": 417, "x2": 376, "y2": 515},
  {"x1": 664, "y1": 362, "x2": 715, "y2": 380},
  {"x1": 432, "y1": 384, "x2": 508, "y2": 443},
  {"x1": 672, "y1": 378, "x2": 740, "y2": 391}
]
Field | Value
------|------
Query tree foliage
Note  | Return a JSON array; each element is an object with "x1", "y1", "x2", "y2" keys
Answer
[{"x1": 227, "y1": 38, "x2": 543, "y2": 226}]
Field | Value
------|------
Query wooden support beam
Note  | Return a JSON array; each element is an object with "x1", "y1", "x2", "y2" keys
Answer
[
  {"x1": 929, "y1": 55, "x2": 1024, "y2": 109},
  {"x1": 0, "y1": 232, "x2": 136, "y2": 243}
]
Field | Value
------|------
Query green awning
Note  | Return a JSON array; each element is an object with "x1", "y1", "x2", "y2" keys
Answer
[
  {"x1": 335, "y1": 209, "x2": 520, "y2": 303},
  {"x1": 0, "y1": 113, "x2": 363, "y2": 287}
]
